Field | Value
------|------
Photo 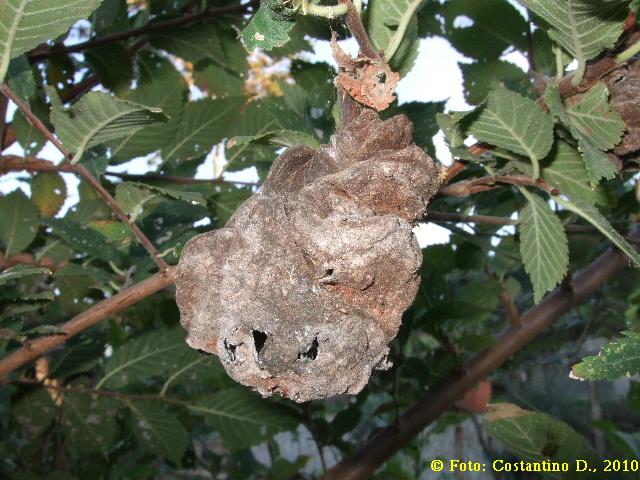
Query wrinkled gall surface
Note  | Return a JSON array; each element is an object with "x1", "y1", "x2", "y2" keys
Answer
[
  {"x1": 175, "y1": 109, "x2": 440, "y2": 402},
  {"x1": 606, "y1": 60, "x2": 640, "y2": 156}
]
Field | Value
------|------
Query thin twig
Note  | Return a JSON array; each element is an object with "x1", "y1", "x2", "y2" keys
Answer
[
  {"x1": 0, "y1": 94, "x2": 8, "y2": 149},
  {"x1": 27, "y1": 2, "x2": 259, "y2": 62},
  {"x1": 499, "y1": 290, "x2": 522, "y2": 328},
  {"x1": 0, "y1": 85, "x2": 169, "y2": 272}
]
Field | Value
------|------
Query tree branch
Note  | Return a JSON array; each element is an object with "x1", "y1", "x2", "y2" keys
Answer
[
  {"x1": 339, "y1": 0, "x2": 381, "y2": 61},
  {"x1": 437, "y1": 174, "x2": 559, "y2": 198},
  {"x1": 0, "y1": 85, "x2": 170, "y2": 272},
  {"x1": 105, "y1": 171, "x2": 260, "y2": 188},
  {"x1": 324, "y1": 232, "x2": 640, "y2": 480},
  {"x1": 0, "y1": 155, "x2": 260, "y2": 188},
  {"x1": 0, "y1": 267, "x2": 176, "y2": 379},
  {"x1": 0, "y1": 251, "x2": 67, "y2": 271},
  {"x1": 27, "y1": 2, "x2": 259, "y2": 62},
  {"x1": 2, "y1": 379, "x2": 190, "y2": 407}
]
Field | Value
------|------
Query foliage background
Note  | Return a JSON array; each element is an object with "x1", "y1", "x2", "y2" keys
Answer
[{"x1": 0, "y1": 0, "x2": 640, "y2": 478}]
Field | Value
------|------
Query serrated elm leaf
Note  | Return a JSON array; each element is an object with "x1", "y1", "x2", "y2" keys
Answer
[
  {"x1": 468, "y1": 89, "x2": 554, "y2": 178},
  {"x1": 571, "y1": 331, "x2": 640, "y2": 381},
  {"x1": 519, "y1": 190, "x2": 569, "y2": 303},
  {"x1": 0, "y1": 0, "x2": 103, "y2": 81},
  {"x1": 520, "y1": 0, "x2": 628, "y2": 83}
]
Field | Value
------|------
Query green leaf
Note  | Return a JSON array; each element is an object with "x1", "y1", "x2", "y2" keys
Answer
[
  {"x1": 108, "y1": 69, "x2": 188, "y2": 163},
  {"x1": 436, "y1": 110, "x2": 476, "y2": 149},
  {"x1": 0, "y1": 0, "x2": 103, "y2": 81},
  {"x1": 367, "y1": 0, "x2": 425, "y2": 72},
  {"x1": 386, "y1": 101, "x2": 445, "y2": 154},
  {"x1": 519, "y1": 189, "x2": 569, "y2": 303},
  {"x1": 460, "y1": 60, "x2": 528, "y2": 105},
  {"x1": 59, "y1": 391, "x2": 119, "y2": 457},
  {"x1": 13, "y1": 109, "x2": 45, "y2": 155},
  {"x1": 91, "y1": 0, "x2": 128, "y2": 35},
  {"x1": 520, "y1": 0, "x2": 628, "y2": 82},
  {"x1": 128, "y1": 401, "x2": 189, "y2": 465},
  {"x1": 45, "y1": 218, "x2": 121, "y2": 263},
  {"x1": 225, "y1": 142, "x2": 277, "y2": 178},
  {"x1": 531, "y1": 28, "x2": 572, "y2": 77},
  {"x1": 572, "y1": 331, "x2": 640, "y2": 380},
  {"x1": 543, "y1": 141, "x2": 607, "y2": 205},
  {"x1": 194, "y1": 62, "x2": 244, "y2": 97},
  {"x1": 114, "y1": 183, "x2": 156, "y2": 223},
  {"x1": 556, "y1": 197, "x2": 640, "y2": 268},
  {"x1": 6, "y1": 55, "x2": 35, "y2": 101},
  {"x1": 0, "y1": 189, "x2": 39, "y2": 256},
  {"x1": 162, "y1": 97, "x2": 243, "y2": 163},
  {"x1": 192, "y1": 389, "x2": 299, "y2": 450},
  {"x1": 31, "y1": 172, "x2": 67, "y2": 217},
  {"x1": 85, "y1": 44, "x2": 133, "y2": 95},
  {"x1": 51, "y1": 92, "x2": 168, "y2": 164},
  {"x1": 242, "y1": 0, "x2": 297, "y2": 52},
  {"x1": 564, "y1": 81, "x2": 626, "y2": 183},
  {"x1": 210, "y1": 186, "x2": 252, "y2": 227},
  {"x1": 160, "y1": 349, "x2": 228, "y2": 395},
  {"x1": 567, "y1": 82, "x2": 626, "y2": 151},
  {"x1": 485, "y1": 403, "x2": 598, "y2": 479},
  {"x1": 115, "y1": 182, "x2": 205, "y2": 222},
  {"x1": 97, "y1": 328, "x2": 187, "y2": 389},
  {"x1": 151, "y1": 21, "x2": 246, "y2": 74},
  {"x1": 0, "y1": 265, "x2": 50, "y2": 288},
  {"x1": 578, "y1": 138, "x2": 619, "y2": 184},
  {"x1": 12, "y1": 388, "x2": 56, "y2": 438},
  {"x1": 231, "y1": 130, "x2": 320, "y2": 149},
  {"x1": 18, "y1": 324, "x2": 63, "y2": 341},
  {"x1": 443, "y1": 0, "x2": 528, "y2": 61},
  {"x1": 468, "y1": 89, "x2": 554, "y2": 178},
  {"x1": 544, "y1": 83, "x2": 618, "y2": 184}
]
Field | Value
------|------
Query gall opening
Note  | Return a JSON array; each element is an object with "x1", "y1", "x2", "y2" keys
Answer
[
  {"x1": 298, "y1": 337, "x2": 319, "y2": 361},
  {"x1": 224, "y1": 339, "x2": 237, "y2": 362},
  {"x1": 252, "y1": 329, "x2": 268, "y2": 354}
]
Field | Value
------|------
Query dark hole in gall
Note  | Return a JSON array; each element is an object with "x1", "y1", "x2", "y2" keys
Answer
[
  {"x1": 196, "y1": 349, "x2": 213, "y2": 356},
  {"x1": 377, "y1": 72, "x2": 387, "y2": 83},
  {"x1": 325, "y1": 268, "x2": 334, "y2": 276},
  {"x1": 298, "y1": 336, "x2": 319, "y2": 361},
  {"x1": 252, "y1": 329, "x2": 268, "y2": 354},
  {"x1": 224, "y1": 339, "x2": 237, "y2": 362}
]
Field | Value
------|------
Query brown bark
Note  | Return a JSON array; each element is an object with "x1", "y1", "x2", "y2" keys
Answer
[{"x1": 0, "y1": 252, "x2": 67, "y2": 271}]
